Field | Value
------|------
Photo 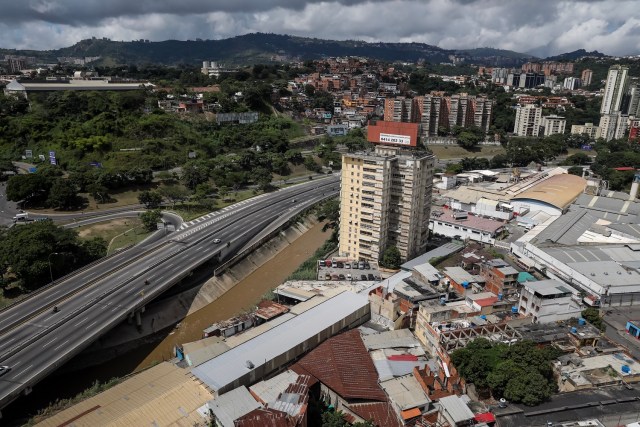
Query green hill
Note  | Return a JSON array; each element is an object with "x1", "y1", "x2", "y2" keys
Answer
[{"x1": 1, "y1": 33, "x2": 537, "y2": 67}]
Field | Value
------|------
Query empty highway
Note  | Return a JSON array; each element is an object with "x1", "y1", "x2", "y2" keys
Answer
[{"x1": 0, "y1": 176, "x2": 339, "y2": 413}]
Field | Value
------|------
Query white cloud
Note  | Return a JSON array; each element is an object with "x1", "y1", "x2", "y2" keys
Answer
[{"x1": 1, "y1": 0, "x2": 639, "y2": 56}]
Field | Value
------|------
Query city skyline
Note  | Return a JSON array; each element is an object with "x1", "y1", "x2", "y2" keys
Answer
[{"x1": 1, "y1": 0, "x2": 640, "y2": 56}]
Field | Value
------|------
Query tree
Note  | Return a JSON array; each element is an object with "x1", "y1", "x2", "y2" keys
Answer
[
  {"x1": 79, "y1": 237, "x2": 107, "y2": 262},
  {"x1": 381, "y1": 246, "x2": 401, "y2": 269},
  {"x1": 582, "y1": 307, "x2": 605, "y2": 331},
  {"x1": 47, "y1": 179, "x2": 80, "y2": 210},
  {"x1": 6, "y1": 174, "x2": 50, "y2": 205},
  {"x1": 317, "y1": 199, "x2": 340, "y2": 231},
  {"x1": 159, "y1": 185, "x2": 190, "y2": 208},
  {"x1": 87, "y1": 183, "x2": 110, "y2": 204},
  {"x1": 568, "y1": 166, "x2": 584, "y2": 176},
  {"x1": 0, "y1": 220, "x2": 94, "y2": 290},
  {"x1": 304, "y1": 156, "x2": 322, "y2": 173},
  {"x1": 138, "y1": 190, "x2": 163, "y2": 209},
  {"x1": 181, "y1": 163, "x2": 209, "y2": 190},
  {"x1": 140, "y1": 210, "x2": 162, "y2": 232}
]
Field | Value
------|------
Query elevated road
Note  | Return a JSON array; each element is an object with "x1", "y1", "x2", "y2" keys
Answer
[{"x1": 0, "y1": 176, "x2": 339, "y2": 413}]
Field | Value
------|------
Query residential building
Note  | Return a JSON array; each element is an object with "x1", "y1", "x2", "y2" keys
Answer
[
  {"x1": 628, "y1": 82, "x2": 640, "y2": 118},
  {"x1": 479, "y1": 261, "x2": 519, "y2": 299},
  {"x1": 581, "y1": 68, "x2": 593, "y2": 86},
  {"x1": 513, "y1": 104, "x2": 542, "y2": 136},
  {"x1": 598, "y1": 112, "x2": 628, "y2": 141},
  {"x1": 7, "y1": 57, "x2": 27, "y2": 73},
  {"x1": 571, "y1": 122, "x2": 600, "y2": 139},
  {"x1": 384, "y1": 97, "x2": 417, "y2": 122},
  {"x1": 416, "y1": 93, "x2": 492, "y2": 138},
  {"x1": 518, "y1": 279, "x2": 582, "y2": 323},
  {"x1": 541, "y1": 115, "x2": 567, "y2": 136},
  {"x1": 601, "y1": 65, "x2": 630, "y2": 115},
  {"x1": 429, "y1": 208, "x2": 505, "y2": 245},
  {"x1": 563, "y1": 77, "x2": 581, "y2": 90},
  {"x1": 339, "y1": 121, "x2": 435, "y2": 262}
]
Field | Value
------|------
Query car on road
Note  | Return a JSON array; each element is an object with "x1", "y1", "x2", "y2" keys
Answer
[
  {"x1": 338, "y1": 274, "x2": 346, "y2": 280},
  {"x1": 213, "y1": 238, "x2": 221, "y2": 244},
  {"x1": 347, "y1": 273, "x2": 352, "y2": 280},
  {"x1": 344, "y1": 263, "x2": 350, "y2": 269},
  {"x1": 325, "y1": 273, "x2": 331, "y2": 280},
  {"x1": 358, "y1": 261, "x2": 365, "y2": 269},
  {"x1": 325, "y1": 260, "x2": 332, "y2": 267},
  {"x1": 337, "y1": 262, "x2": 344, "y2": 268},
  {"x1": 364, "y1": 262, "x2": 370, "y2": 270},
  {"x1": 0, "y1": 366, "x2": 10, "y2": 377},
  {"x1": 331, "y1": 261, "x2": 338, "y2": 268},
  {"x1": 361, "y1": 274, "x2": 367, "y2": 281},
  {"x1": 352, "y1": 261, "x2": 359, "y2": 269},
  {"x1": 367, "y1": 273, "x2": 375, "y2": 281}
]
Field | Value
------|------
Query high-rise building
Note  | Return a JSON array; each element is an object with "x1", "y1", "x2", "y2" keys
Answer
[
  {"x1": 627, "y1": 82, "x2": 640, "y2": 118},
  {"x1": 581, "y1": 69, "x2": 593, "y2": 86},
  {"x1": 513, "y1": 104, "x2": 542, "y2": 137},
  {"x1": 598, "y1": 113, "x2": 628, "y2": 141},
  {"x1": 563, "y1": 77, "x2": 581, "y2": 90},
  {"x1": 541, "y1": 115, "x2": 567, "y2": 136},
  {"x1": 384, "y1": 97, "x2": 417, "y2": 122},
  {"x1": 600, "y1": 65, "x2": 630, "y2": 115},
  {"x1": 339, "y1": 121, "x2": 435, "y2": 262},
  {"x1": 416, "y1": 93, "x2": 492, "y2": 139}
]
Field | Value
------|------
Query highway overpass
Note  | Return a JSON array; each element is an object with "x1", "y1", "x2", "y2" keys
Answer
[{"x1": 0, "y1": 176, "x2": 339, "y2": 414}]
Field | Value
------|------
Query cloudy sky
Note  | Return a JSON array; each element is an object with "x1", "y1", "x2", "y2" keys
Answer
[{"x1": 1, "y1": 0, "x2": 640, "y2": 56}]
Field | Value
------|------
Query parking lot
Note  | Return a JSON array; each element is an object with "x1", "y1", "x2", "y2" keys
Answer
[{"x1": 317, "y1": 259, "x2": 382, "y2": 282}]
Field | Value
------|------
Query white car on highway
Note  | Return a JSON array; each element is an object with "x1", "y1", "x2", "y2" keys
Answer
[{"x1": 213, "y1": 238, "x2": 221, "y2": 244}]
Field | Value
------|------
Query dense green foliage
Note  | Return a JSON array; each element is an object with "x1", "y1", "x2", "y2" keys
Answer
[
  {"x1": 590, "y1": 138, "x2": 640, "y2": 191},
  {"x1": 582, "y1": 308, "x2": 605, "y2": 331},
  {"x1": 451, "y1": 338, "x2": 560, "y2": 406},
  {"x1": 381, "y1": 245, "x2": 401, "y2": 269},
  {"x1": 140, "y1": 210, "x2": 163, "y2": 232},
  {"x1": 0, "y1": 221, "x2": 106, "y2": 290}
]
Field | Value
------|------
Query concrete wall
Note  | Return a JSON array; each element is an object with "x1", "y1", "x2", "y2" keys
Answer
[{"x1": 430, "y1": 220, "x2": 496, "y2": 245}]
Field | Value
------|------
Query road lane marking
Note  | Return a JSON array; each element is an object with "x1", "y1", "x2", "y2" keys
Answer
[
  {"x1": 85, "y1": 320, "x2": 97, "y2": 330},
  {"x1": 14, "y1": 364, "x2": 33, "y2": 378},
  {"x1": 53, "y1": 340, "x2": 69, "y2": 351},
  {"x1": 42, "y1": 337, "x2": 57, "y2": 348}
]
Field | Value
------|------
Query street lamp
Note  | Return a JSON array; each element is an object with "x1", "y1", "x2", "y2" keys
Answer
[{"x1": 48, "y1": 252, "x2": 60, "y2": 283}]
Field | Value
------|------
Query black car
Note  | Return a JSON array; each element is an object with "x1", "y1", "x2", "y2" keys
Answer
[
  {"x1": 361, "y1": 274, "x2": 367, "y2": 281},
  {"x1": 364, "y1": 262, "x2": 371, "y2": 270},
  {"x1": 337, "y1": 262, "x2": 344, "y2": 268},
  {"x1": 0, "y1": 366, "x2": 10, "y2": 377},
  {"x1": 367, "y1": 273, "x2": 375, "y2": 280},
  {"x1": 338, "y1": 274, "x2": 346, "y2": 280}
]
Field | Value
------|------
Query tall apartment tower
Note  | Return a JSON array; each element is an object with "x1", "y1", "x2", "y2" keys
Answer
[
  {"x1": 601, "y1": 65, "x2": 630, "y2": 115},
  {"x1": 581, "y1": 69, "x2": 593, "y2": 87},
  {"x1": 514, "y1": 104, "x2": 542, "y2": 137},
  {"x1": 384, "y1": 97, "x2": 417, "y2": 122},
  {"x1": 339, "y1": 121, "x2": 435, "y2": 263},
  {"x1": 417, "y1": 93, "x2": 492, "y2": 139}
]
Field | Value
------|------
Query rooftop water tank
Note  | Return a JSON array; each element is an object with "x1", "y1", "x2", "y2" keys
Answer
[
  {"x1": 571, "y1": 327, "x2": 578, "y2": 334},
  {"x1": 498, "y1": 293, "x2": 503, "y2": 301},
  {"x1": 480, "y1": 315, "x2": 487, "y2": 320},
  {"x1": 511, "y1": 306, "x2": 518, "y2": 313},
  {"x1": 622, "y1": 365, "x2": 631, "y2": 374},
  {"x1": 578, "y1": 318, "x2": 586, "y2": 326}
]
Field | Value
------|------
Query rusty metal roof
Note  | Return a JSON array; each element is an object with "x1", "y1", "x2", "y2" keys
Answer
[{"x1": 292, "y1": 329, "x2": 387, "y2": 402}]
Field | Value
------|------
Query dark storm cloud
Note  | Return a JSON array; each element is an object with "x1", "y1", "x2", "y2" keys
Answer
[
  {"x1": 0, "y1": 0, "x2": 382, "y2": 25},
  {"x1": 0, "y1": 0, "x2": 638, "y2": 56}
]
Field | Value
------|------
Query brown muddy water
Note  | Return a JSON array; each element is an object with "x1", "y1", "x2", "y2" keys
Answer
[
  {"x1": 133, "y1": 221, "x2": 330, "y2": 369},
  {"x1": 5, "y1": 222, "x2": 330, "y2": 425}
]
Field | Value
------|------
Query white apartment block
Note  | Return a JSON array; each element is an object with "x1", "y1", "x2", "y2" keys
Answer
[
  {"x1": 541, "y1": 115, "x2": 567, "y2": 136},
  {"x1": 339, "y1": 146, "x2": 435, "y2": 262},
  {"x1": 600, "y1": 65, "x2": 629, "y2": 115},
  {"x1": 571, "y1": 123, "x2": 600, "y2": 139},
  {"x1": 513, "y1": 104, "x2": 542, "y2": 137},
  {"x1": 598, "y1": 113, "x2": 628, "y2": 141},
  {"x1": 518, "y1": 279, "x2": 582, "y2": 324}
]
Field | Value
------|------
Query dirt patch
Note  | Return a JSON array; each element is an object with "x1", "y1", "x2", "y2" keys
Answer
[{"x1": 77, "y1": 218, "x2": 141, "y2": 239}]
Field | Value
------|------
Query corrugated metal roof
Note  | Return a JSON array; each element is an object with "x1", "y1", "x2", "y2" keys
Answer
[
  {"x1": 234, "y1": 408, "x2": 291, "y2": 427},
  {"x1": 349, "y1": 402, "x2": 402, "y2": 427},
  {"x1": 380, "y1": 374, "x2": 431, "y2": 409},
  {"x1": 249, "y1": 370, "x2": 299, "y2": 405},
  {"x1": 207, "y1": 386, "x2": 262, "y2": 427},
  {"x1": 512, "y1": 174, "x2": 586, "y2": 210},
  {"x1": 191, "y1": 292, "x2": 368, "y2": 392},
  {"x1": 438, "y1": 395, "x2": 475, "y2": 423},
  {"x1": 292, "y1": 329, "x2": 387, "y2": 401},
  {"x1": 361, "y1": 329, "x2": 423, "y2": 350},
  {"x1": 401, "y1": 242, "x2": 464, "y2": 270}
]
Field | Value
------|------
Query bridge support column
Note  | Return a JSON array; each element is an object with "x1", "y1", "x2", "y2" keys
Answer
[
  {"x1": 135, "y1": 310, "x2": 142, "y2": 327},
  {"x1": 128, "y1": 312, "x2": 134, "y2": 324}
]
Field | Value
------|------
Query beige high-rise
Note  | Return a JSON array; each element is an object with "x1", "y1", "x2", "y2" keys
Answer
[{"x1": 339, "y1": 146, "x2": 435, "y2": 262}]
